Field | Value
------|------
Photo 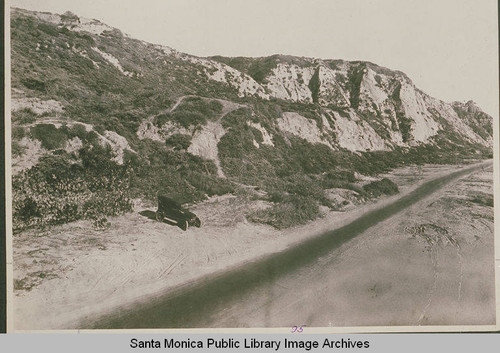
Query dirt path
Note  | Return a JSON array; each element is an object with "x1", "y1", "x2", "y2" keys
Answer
[{"x1": 84, "y1": 162, "x2": 494, "y2": 329}]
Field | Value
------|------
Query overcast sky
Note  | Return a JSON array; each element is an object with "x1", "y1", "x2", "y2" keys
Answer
[{"x1": 10, "y1": 0, "x2": 499, "y2": 117}]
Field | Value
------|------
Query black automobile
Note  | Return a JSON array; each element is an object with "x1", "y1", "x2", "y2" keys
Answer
[{"x1": 155, "y1": 195, "x2": 201, "y2": 231}]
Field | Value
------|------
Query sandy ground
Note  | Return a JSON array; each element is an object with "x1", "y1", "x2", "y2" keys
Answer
[
  {"x1": 11, "y1": 163, "x2": 491, "y2": 330},
  {"x1": 198, "y1": 166, "x2": 495, "y2": 328}
]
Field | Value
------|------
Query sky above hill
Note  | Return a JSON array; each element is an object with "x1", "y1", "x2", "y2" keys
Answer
[{"x1": 10, "y1": 0, "x2": 499, "y2": 118}]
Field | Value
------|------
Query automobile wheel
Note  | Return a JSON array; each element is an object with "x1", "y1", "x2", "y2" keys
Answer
[
  {"x1": 180, "y1": 220, "x2": 188, "y2": 231},
  {"x1": 194, "y1": 217, "x2": 201, "y2": 228},
  {"x1": 155, "y1": 211, "x2": 164, "y2": 221}
]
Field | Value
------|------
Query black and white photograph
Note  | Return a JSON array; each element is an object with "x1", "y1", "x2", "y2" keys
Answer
[{"x1": 5, "y1": 0, "x2": 499, "y2": 331}]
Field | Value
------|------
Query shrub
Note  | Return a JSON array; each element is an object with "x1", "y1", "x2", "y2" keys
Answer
[
  {"x1": 91, "y1": 217, "x2": 111, "y2": 230},
  {"x1": 12, "y1": 126, "x2": 25, "y2": 140},
  {"x1": 21, "y1": 78, "x2": 46, "y2": 91},
  {"x1": 12, "y1": 146, "x2": 133, "y2": 231},
  {"x1": 153, "y1": 113, "x2": 170, "y2": 127},
  {"x1": 79, "y1": 143, "x2": 115, "y2": 170},
  {"x1": 218, "y1": 125, "x2": 256, "y2": 160},
  {"x1": 37, "y1": 23, "x2": 59, "y2": 36},
  {"x1": 128, "y1": 140, "x2": 234, "y2": 205},
  {"x1": 154, "y1": 98, "x2": 224, "y2": 129},
  {"x1": 29, "y1": 124, "x2": 68, "y2": 150},
  {"x1": 12, "y1": 141, "x2": 26, "y2": 157},
  {"x1": 322, "y1": 170, "x2": 356, "y2": 184},
  {"x1": 363, "y1": 178, "x2": 399, "y2": 198},
  {"x1": 68, "y1": 123, "x2": 89, "y2": 139},
  {"x1": 248, "y1": 195, "x2": 320, "y2": 229},
  {"x1": 221, "y1": 108, "x2": 252, "y2": 129},
  {"x1": 16, "y1": 197, "x2": 41, "y2": 222},
  {"x1": 180, "y1": 97, "x2": 222, "y2": 118},
  {"x1": 170, "y1": 110, "x2": 207, "y2": 128},
  {"x1": 12, "y1": 108, "x2": 38, "y2": 124},
  {"x1": 184, "y1": 171, "x2": 235, "y2": 197},
  {"x1": 61, "y1": 11, "x2": 80, "y2": 22}
]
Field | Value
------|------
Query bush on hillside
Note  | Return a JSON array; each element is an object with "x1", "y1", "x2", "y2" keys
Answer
[
  {"x1": 248, "y1": 195, "x2": 320, "y2": 229},
  {"x1": 165, "y1": 133, "x2": 192, "y2": 150},
  {"x1": 12, "y1": 108, "x2": 38, "y2": 124},
  {"x1": 128, "y1": 140, "x2": 234, "y2": 205},
  {"x1": 221, "y1": 107, "x2": 253, "y2": 129},
  {"x1": 12, "y1": 141, "x2": 26, "y2": 158},
  {"x1": 363, "y1": 178, "x2": 399, "y2": 198},
  {"x1": 153, "y1": 98, "x2": 224, "y2": 129},
  {"x1": 12, "y1": 146, "x2": 133, "y2": 231},
  {"x1": 29, "y1": 124, "x2": 68, "y2": 150},
  {"x1": 12, "y1": 126, "x2": 25, "y2": 140},
  {"x1": 21, "y1": 77, "x2": 47, "y2": 92}
]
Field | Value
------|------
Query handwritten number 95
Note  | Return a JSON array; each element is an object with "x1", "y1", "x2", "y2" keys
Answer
[{"x1": 291, "y1": 325, "x2": 306, "y2": 333}]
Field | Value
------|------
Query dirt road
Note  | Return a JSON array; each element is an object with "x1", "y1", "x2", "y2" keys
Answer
[{"x1": 86, "y1": 162, "x2": 495, "y2": 329}]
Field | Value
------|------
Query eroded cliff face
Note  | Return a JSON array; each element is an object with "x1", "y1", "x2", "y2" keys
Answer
[
  {"x1": 11, "y1": 7, "x2": 493, "y2": 178},
  {"x1": 208, "y1": 57, "x2": 492, "y2": 150}
]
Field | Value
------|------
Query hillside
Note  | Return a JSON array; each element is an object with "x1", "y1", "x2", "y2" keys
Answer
[{"x1": 10, "y1": 7, "x2": 493, "y2": 231}]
